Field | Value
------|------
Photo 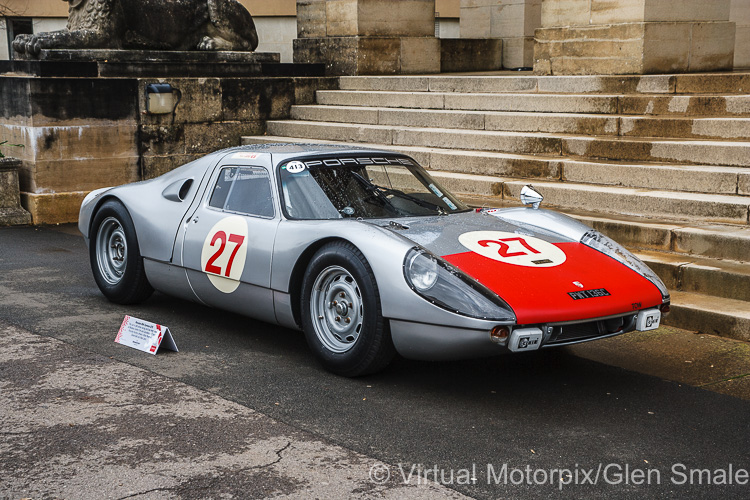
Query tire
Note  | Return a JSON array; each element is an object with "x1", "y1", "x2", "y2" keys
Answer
[
  {"x1": 301, "y1": 241, "x2": 395, "y2": 376},
  {"x1": 89, "y1": 200, "x2": 154, "y2": 304}
]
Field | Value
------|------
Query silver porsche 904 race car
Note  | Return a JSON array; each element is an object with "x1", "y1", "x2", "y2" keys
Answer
[{"x1": 79, "y1": 144, "x2": 670, "y2": 376}]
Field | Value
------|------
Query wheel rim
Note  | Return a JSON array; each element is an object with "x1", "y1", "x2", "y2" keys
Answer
[
  {"x1": 96, "y1": 217, "x2": 127, "y2": 285},
  {"x1": 310, "y1": 265, "x2": 364, "y2": 353}
]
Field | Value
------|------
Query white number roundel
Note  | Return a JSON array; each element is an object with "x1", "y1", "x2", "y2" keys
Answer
[
  {"x1": 201, "y1": 216, "x2": 249, "y2": 293},
  {"x1": 458, "y1": 231, "x2": 566, "y2": 267}
]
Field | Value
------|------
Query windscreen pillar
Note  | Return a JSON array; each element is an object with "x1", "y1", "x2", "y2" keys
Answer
[
  {"x1": 534, "y1": 0, "x2": 736, "y2": 75},
  {"x1": 294, "y1": 0, "x2": 441, "y2": 75}
]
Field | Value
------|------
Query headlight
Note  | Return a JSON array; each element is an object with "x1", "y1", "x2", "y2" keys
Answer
[
  {"x1": 580, "y1": 230, "x2": 670, "y2": 302},
  {"x1": 406, "y1": 251, "x2": 438, "y2": 291},
  {"x1": 403, "y1": 248, "x2": 515, "y2": 321}
]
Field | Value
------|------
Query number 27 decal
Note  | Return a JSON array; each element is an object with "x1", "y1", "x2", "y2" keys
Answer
[
  {"x1": 479, "y1": 237, "x2": 540, "y2": 258},
  {"x1": 205, "y1": 231, "x2": 246, "y2": 277}
]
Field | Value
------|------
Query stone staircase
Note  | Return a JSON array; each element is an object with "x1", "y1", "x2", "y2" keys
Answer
[{"x1": 242, "y1": 72, "x2": 750, "y2": 342}]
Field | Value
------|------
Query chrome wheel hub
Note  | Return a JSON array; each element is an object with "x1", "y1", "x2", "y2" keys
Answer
[
  {"x1": 311, "y1": 265, "x2": 364, "y2": 353},
  {"x1": 96, "y1": 217, "x2": 127, "y2": 285}
]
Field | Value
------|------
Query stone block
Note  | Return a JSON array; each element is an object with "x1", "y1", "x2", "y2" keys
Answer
[
  {"x1": 21, "y1": 191, "x2": 88, "y2": 225},
  {"x1": 297, "y1": 0, "x2": 327, "y2": 38},
  {"x1": 642, "y1": 22, "x2": 692, "y2": 73},
  {"x1": 503, "y1": 36, "x2": 535, "y2": 68},
  {"x1": 30, "y1": 157, "x2": 139, "y2": 193},
  {"x1": 358, "y1": 0, "x2": 436, "y2": 37},
  {"x1": 141, "y1": 154, "x2": 202, "y2": 180},
  {"x1": 0, "y1": 163, "x2": 19, "y2": 209},
  {"x1": 440, "y1": 39, "x2": 502, "y2": 72},
  {"x1": 490, "y1": 2, "x2": 528, "y2": 38},
  {"x1": 138, "y1": 79, "x2": 222, "y2": 125},
  {"x1": 590, "y1": 0, "x2": 646, "y2": 25},
  {"x1": 535, "y1": 21, "x2": 735, "y2": 75},
  {"x1": 644, "y1": 0, "x2": 731, "y2": 23},
  {"x1": 734, "y1": 25, "x2": 750, "y2": 68},
  {"x1": 358, "y1": 38, "x2": 403, "y2": 74},
  {"x1": 184, "y1": 122, "x2": 265, "y2": 155},
  {"x1": 326, "y1": 0, "x2": 359, "y2": 36},
  {"x1": 140, "y1": 124, "x2": 186, "y2": 156},
  {"x1": 294, "y1": 36, "x2": 440, "y2": 75},
  {"x1": 27, "y1": 78, "x2": 137, "y2": 126},
  {"x1": 221, "y1": 78, "x2": 296, "y2": 121},
  {"x1": 688, "y1": 22, "x2": 736, "y2": 71},
  {"x1": 460, "y1": 5, "x2": 492, "y2": 38},
  {"x1": 541, "y1": 0, "x2": 591, "y2": 28}
]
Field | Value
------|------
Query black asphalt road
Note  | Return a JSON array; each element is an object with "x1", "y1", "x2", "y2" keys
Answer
[{"x1": 1, "y1": 225, "x2": 748, "y2": 499}]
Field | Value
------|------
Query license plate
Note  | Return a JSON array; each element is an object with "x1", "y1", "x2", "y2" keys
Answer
[{"x1": 636, "y1": 308, "x2": 661, "y2": 331}]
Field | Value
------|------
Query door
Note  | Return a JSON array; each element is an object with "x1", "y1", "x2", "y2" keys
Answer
[{"x1": 181, "y1": 165, "x2": 280, "y2": 323}]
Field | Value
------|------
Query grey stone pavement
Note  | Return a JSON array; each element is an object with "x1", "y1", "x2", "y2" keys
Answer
[
  {"x1": 1, "y1": 224, "x2": 749, "y2": 499},
  {"x1": 0, "y1": 321, "x2": 465, "y2": 500}
]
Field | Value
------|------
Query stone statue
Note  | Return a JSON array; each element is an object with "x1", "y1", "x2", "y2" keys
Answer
[{"x1": 13, "y1": 0, "x2": 259, "y2": 56}]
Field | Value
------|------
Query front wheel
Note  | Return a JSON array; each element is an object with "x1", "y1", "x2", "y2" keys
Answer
[
  {"x1": 301, "y1": 242, "x2": 395, "y2": 376},
  {"x1": 89, "y1": 200, "x2": 153, "y2": 304}
]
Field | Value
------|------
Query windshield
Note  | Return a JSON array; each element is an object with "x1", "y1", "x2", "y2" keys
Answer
[{"x1": 278, "y1": 155, "x2": 469, "y2": 220}]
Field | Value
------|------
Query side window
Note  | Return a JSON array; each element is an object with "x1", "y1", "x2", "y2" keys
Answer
[{"x1": 209, "y1": 166, "x2": 274, "y2": 218}]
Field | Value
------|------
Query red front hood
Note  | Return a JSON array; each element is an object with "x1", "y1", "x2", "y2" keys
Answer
[{"x1": 442, "y1": 242, "x2": 663, "y2": 324}]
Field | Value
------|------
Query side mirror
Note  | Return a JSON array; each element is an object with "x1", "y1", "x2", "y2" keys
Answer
[{"x1": 520, "y1": 185, "x2": 543, "y2": 209}]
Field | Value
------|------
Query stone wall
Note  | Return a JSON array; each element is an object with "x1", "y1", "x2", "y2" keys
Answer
[
  {"x1": 460, "y1": 0, "x2": 540, "y2": 69},
  {"x1": 535, "y1": 0, "x2": 736, "y2": 75},
  {"x1": 0, "y1": 61, "x2": 335, "y2": 224}
]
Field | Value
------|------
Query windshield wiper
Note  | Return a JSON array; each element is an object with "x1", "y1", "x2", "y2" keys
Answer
[
  {"x1": 380, "y1": 186, "x2": 446, "y2": 215},
  {"x1": 350, "y1": 171, "x2": 401, "y2": 213},
  {"x1": 351, "y1": 171, "x2": 447, "y2": 215}
]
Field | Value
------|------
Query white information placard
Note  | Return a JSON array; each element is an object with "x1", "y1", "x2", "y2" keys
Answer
[{"x1": 115, "y1": 315, "x2": 178, "y2": 355}]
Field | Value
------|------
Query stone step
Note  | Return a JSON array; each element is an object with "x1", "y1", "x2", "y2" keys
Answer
[
  {"x1": 293, "y1": 104, "x2": 750, "y2": 141},
  {"x1": 571, "y1": 215, "x2": 750, "y2": 263},
  {"x1": 636, "y1": 251, "x2": 750, "y2": 303},
  {"x1": 248, "y1": 133, "x2": 749, "y2": 196},
  {"x1": 619, "y1": 115, "x2": 750, "y2": 140},
  {"x1": 316, "y1": 90, "x2": 750, "y2": 117},
  {"x1": 246, "y1": 134, "x2": 563, "y2": 179},
  {"x1": 665, "y1": 291, "x2": 750, "y2": 342},
  {"x1": 447, "y1": 176, "x2": 750, "y2": 225},
  {"x1": 561, "y1": 160, "x2": 748, "y2": 195},
  {"x1": 291, "y1": 105, "x2": 620, "y2": 135},
  {"x1": 245, "y1": 134, "x2": 750, "y2": 223},
  {"x1": 338, "y1": 72, "x2": 750, "y2": 95},
  {"x1": 266, "y1": 120, "x2": 750, "y2": 168},
  {"x1": 265, "y1": 120, "x2": 563, "y2": 156},
  {"x1": 561, "y1": 135, "x2": 750, "y2": 168}
]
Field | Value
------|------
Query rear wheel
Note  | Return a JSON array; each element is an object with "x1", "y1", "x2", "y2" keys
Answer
[
  {"x1": 301, "y1": 241, "x2": 395, "y2": 376},
  {"x1": 89, "y1": 200, "x2": 153, "y2": 304}
]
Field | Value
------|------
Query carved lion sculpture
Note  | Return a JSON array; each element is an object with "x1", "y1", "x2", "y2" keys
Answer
[{"x1": 13, "y1": 0, "x2": 259, "y2": 56}]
